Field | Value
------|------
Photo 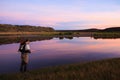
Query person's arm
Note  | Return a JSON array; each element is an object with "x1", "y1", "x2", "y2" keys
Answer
[
  {"x1": 18, "y1": 44, "x2": 22, "y2": 52},
  {"x1": 29, "y1": 44, "x2": 31, "y2": 53}
]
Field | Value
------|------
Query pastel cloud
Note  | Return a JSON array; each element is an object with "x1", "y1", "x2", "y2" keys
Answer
[{"x1": 0, "y1": 0, "x2": 120, "y2": 29}]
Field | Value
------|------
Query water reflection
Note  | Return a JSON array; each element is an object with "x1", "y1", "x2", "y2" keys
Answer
[
  {"x1": 65, "y1": 37, "x2": 73, "y2": 40},
  {"x1": 59, "y1": 37, "x2": 64, "y2": 40},
  {"x1": 0, "y1": 35, "x2": 120, "y2": 45},
  {"x1": 93, "y1": 37, "x2": 120, "y2": 39},
  {"x1": 0, "y1": 36, "x2": 53, "y2": 45},
  {"x1": 59, "y1": 37, "x2": 73, "y2": 40},
  {"x1": 0, "y1": 36, "x2": 120, "y2": 74}
]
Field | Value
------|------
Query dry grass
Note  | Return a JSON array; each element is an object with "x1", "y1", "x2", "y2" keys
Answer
[
  {"x1": 0, "y1": 58, "x2": 120, "y2": 80},
  {"x1": 0, "y1": 31, "x2": 93, "y2": 34}
]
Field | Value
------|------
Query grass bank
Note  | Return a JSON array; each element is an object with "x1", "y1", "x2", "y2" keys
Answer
[
  {"x1": 0, "y1": 58, "x2": 120, "y2": 80},
  {"x1": 93, "y1": 32, "x2": 120, "y2": 39},
  {"x1": 0, "y1": 32, "x2": 93, "y2": 37},
  {"x1": 0, "y1": 32, "x2": 58, "y2": 36},
  {"x1": 0, "y1": 31, "x2": 120, "y2": 36}
]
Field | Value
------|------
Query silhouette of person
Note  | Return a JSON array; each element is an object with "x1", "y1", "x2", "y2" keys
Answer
[{"x1": 18, "y1": 39, "x2": 31, "y2": 72}]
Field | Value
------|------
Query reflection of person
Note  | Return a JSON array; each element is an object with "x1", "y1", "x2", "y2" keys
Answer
[{"x1": 18, "y1": 39, "x2": 31, "y2": 72}]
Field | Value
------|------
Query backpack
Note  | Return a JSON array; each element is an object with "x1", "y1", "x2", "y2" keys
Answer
[{"x1": 19, "y1": 44, "x2": 26, "y2": 52}]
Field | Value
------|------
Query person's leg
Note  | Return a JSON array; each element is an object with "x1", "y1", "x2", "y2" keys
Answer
[
  {"x1": 20, "y1": 53, "x2": 25, "y2": 72},
  {"x1": 23, "y1": 53, "x2": 29, "y2": 72},
  {"x1": 20, "y1": 60, "x2": 24, "y2": 72},
  {"x1": 24, "y1": 63, "x2": 27, "y2": 72},
  {"x1": 24, "y1": 53, "x2": 29, "y2": 64}
]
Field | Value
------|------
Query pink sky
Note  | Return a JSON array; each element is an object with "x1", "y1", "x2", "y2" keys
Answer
[{"x1": 0, "y1": 0, "x2": 120, "y2": 29}]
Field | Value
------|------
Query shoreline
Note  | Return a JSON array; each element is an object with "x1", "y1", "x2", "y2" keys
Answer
[
  {"x1": 0, "y1": 32, "x2": 120, "y2": 45},
  {"x1": 0, "y1": 58, "x2": 120, "y2": 80}
]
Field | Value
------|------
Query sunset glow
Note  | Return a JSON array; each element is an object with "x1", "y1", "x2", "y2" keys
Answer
[{"x1": 0, "y1": 0, "x2": 120, "y2": 29}]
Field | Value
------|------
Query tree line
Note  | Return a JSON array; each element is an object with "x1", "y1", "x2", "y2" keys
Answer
[{"x1": 0, "y1": 24, "x2": 55, "y2": 32}]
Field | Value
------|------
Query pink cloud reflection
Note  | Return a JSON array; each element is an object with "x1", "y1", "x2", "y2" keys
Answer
[{"x1": 30, "y1": 38, "x2": 120, "y2": 60}]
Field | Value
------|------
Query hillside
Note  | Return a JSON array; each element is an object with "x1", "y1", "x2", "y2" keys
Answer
[
  {"x1": 56, "y1": 27, "x2": 120, "y2": 32},
  {"x1": 56, "y1": 28, "x2": 100, "y2": 32},
  {"x1": 0, "y1": 24, "x2": 54, "y2": 32},
  {"x1": 0, "y1": 24, "x2": 120, "y2": 33},
  {"x1": 103, "y1": 27, "x2": 120, "y2": 32}
]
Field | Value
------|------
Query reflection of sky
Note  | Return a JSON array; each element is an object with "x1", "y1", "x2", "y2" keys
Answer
[
  {"x1": 0, "y1": 37, "x2": 120, "y2": 73},
  {"x1": 0, "y1": 43, "x2": 19, "y2": 54},
  {"x1": 31, "y1": 37, "x2": 120, "y2": 54}
]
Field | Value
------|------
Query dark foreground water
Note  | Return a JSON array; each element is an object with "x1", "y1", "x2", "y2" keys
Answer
[{"x1": 0, "y1": 37, "x2": 120, "y2": 74}]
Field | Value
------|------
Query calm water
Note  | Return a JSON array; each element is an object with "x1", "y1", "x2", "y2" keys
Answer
[{"x1": 0, "y1": 37, "x2": 120, "y2": 74}]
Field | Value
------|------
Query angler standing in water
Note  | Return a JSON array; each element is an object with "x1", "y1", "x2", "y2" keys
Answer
[{"x1": 18, "y1": 39, "x2": 31, "y2": 72}]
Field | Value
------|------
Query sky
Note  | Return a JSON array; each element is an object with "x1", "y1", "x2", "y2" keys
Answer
[{"x1": 0, "y1": 0, "x2": 120, "y2": 30}]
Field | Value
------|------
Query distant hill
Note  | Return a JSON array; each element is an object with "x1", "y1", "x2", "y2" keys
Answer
[
  {"x1": 0, "y1": 24, "x2": 54, "y2": 32},
  {"x1": 0, "y1": 24, "x2": 120, "y2": 32},
  {"x1": 103, "y1": 27, "x2": 120, "y2": 32},
  {"x1": 56, "y1": 28, "x2": 100, "y2": 32},
  {"x1": 56, "y1": 27, "x2": 120, "y2": 32}
]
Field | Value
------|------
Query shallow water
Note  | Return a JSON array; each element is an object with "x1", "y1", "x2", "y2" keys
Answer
[{"x1": 0, "y1": 37, "x2": 120, "y2": 74}]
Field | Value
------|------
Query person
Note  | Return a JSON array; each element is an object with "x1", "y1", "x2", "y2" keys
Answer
[{"x1": 18, "y1": 39, "x2": 31, "y2": 72}]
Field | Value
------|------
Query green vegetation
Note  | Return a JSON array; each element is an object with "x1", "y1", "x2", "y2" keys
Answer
[
  {"x1": 0, "y1": 24, "x2": 120, "y2": 38},
  {"x1": 93, "y1": 32, "x2": 120, "y2": 39},
  {"x1": 0, "y1": 32, "x2": 58, "y2": 36},
  {"x1": 0, "y1": 24, "x2": 120, "y2": 39},
  {"x1": 0, "y1": 58, "x2": 120, "y2": 80},
  {"x1": 58, "y1": 32, "x2": 73, "y2": 35}
]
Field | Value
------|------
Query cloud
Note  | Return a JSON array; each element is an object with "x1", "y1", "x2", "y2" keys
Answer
[{"x1": 0, "y1": 0, "x2": 120, "y2": 29}]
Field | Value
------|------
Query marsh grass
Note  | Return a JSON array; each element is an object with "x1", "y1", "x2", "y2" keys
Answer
[
  {"x1": 0, "y1": 58, "x2": 120, "y2": 80},
  {"x1": 93, "y1": 32, "x2": 120, "y2": 39},
  {"x1": 0, "y1": 32, "x2": 58, "y2": 35},
  {"x1": 1, "y1": 32, "x2": 120, "y2": 38}
]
